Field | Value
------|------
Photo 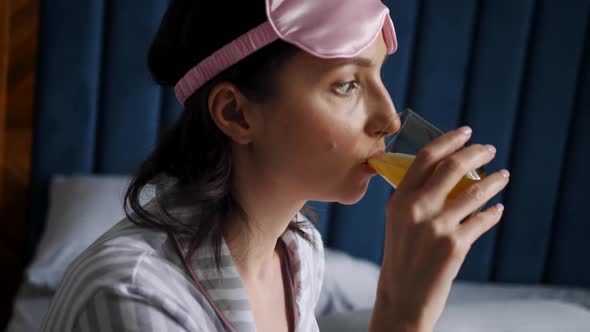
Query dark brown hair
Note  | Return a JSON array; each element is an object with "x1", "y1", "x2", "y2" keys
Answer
[{"x1": 124, "y1": 0, "x2": 316, "y2": 262}]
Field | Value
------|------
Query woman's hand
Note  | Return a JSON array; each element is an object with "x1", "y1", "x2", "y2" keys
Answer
[{"x1": 370, "y1": 127, "x2": 510, "y2": 332}]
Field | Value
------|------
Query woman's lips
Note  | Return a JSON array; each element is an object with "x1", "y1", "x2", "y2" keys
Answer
[
  {"x1": 369, "y1": 150, "x2": 385, "y2": 159},
  {"x1": 365, "y1": 150, "x2": 385, "y2": 163},
  {"x1": 364, "y1": 163, "x2": 378, "y2": 174},
  {"x1": 363, "y1": 150, "x2": 385, "y2": 174}
]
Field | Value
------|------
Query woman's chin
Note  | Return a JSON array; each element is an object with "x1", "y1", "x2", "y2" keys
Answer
[
  {"x1": 309, "y1": 169, "x2": 372, "y2": 204},
  {"x1": 335, "y1": 180, "x2": 371, "y2": 205}
]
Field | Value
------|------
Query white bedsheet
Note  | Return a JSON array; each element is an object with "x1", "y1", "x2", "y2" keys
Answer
[
  {"x1": 318, "y1": 300, "x2": 590, "y2": 332},
  {"x1": 7, "y1": 279, "x2": 590, "y2": 332},
  {"x1": 5, "y1": 281, "x2": 53, "y2": 332}
]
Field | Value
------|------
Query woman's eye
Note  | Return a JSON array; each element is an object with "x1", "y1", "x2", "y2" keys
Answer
[{"x1": 334, "y1": 81, "x2": 359, "y2": 96}]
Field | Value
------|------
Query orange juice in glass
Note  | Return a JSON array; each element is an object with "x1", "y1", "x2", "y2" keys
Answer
[{"x1": 368, "y1": 109, "x2": 486, "y2": 202}]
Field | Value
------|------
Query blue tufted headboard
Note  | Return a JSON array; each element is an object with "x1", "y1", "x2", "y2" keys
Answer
[{"x1": 29, "y1": 0, "x2": 590, "y2": 288}]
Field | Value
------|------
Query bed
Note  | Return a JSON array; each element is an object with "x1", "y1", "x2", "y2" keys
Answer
[{"x1": 2, "y1": 0, "x2": 590, "y2": 331}]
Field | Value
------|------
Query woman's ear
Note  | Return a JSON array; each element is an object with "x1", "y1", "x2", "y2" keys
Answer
[{"x1": 207, "y1": 83, "x2": 254, "y2": 145}]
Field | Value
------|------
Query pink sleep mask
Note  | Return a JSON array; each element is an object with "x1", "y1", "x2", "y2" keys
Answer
[{"x1": 175, "y1": 0, "x2": 398, "y2": 104}]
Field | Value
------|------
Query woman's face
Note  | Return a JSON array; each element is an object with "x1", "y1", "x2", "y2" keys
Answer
[{"x1": 249, "y1": 36, "x2": 400, "y2": 204}]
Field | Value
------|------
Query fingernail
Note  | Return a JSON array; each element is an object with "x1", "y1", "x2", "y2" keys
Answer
[
  {"x1": 459, "y1": 126, "x2": 472, "y2": 136},
  {"x1": 496, "y1": 203, "x2": 505, "y2": 212},
  {"x1": 486, "y1": 144, "x2": 496, "y2": 154},
  {"x1": 500, "y1": 169, "x2": 510, "y2": 178}
]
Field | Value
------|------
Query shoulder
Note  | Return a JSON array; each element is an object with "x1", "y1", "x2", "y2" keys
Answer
[
  {"x1": 43, "y1": 220, "x2": 216, "y2": 331},
  {"x1": 43, "y1": 280, "x2": 217, "y2": 332},
  {"x1": 57, "y1": 219, "x2": 176, "y2": 288}
]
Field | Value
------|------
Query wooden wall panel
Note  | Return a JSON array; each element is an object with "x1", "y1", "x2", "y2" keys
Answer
[
  {"x1": 0, "y1": 0, "x2": 38, "y2": 328},
  {"x1": 0, "y1": 0, "x2": 9, "y2": 199}
]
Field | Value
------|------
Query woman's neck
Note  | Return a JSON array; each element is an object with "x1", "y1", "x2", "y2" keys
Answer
[{"x1": 223, "y1": 161, "x2": 305, "y2": 282}]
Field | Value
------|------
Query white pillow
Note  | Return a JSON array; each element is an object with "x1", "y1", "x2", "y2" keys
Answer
[
  {"x1": 315, "y1": 249, "x2": 380, "y2": 316},
  {"x1": 27, "y1": 175, "x2": 135, "y2": 288}
]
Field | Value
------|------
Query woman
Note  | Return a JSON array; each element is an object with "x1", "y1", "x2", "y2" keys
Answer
[{"x1": 42, "y1": 0, "x2": 510, "y2": 331}]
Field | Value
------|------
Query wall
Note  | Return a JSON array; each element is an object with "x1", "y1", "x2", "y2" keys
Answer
[{"x1": 0, "y1": 0, "x2": 38, "y2": 328}]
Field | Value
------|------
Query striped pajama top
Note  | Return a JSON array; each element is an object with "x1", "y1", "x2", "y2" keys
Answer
[{"x1": 41, "y1": 200, "x2": 325, "y2": 331}]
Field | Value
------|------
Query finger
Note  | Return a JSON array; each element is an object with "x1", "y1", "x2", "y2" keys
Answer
[
  {"x1": 439, "y1": 169, "x2": 510, "y2": 225},
  {"x1": 399, "y1": 126, "x2": 473, "y2": 191},
  {"x1": 457, "y1": 202, "x2": 505, "y2": 243},
  {"x1": 421, "y1": 144, "x2": 497, "y2": 200}
]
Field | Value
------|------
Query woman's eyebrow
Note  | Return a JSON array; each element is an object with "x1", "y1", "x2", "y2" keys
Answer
[{"x1": 335, "y1": 53, "x2": 389, "y2": 68}]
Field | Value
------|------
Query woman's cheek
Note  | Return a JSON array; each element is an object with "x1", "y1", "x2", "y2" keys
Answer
[
  {"x1": 328, "y1": 142, "x2": 338, "y2": 151},
  {"x1": 328, "y1": 119, "x2": 361, "y2": 153}
]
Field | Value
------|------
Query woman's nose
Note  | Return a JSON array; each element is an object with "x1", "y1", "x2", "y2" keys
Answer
[
  {"x1": 367, "y1": 91, "x2": 400, "y2": 139},
  {"x1": 369, "y1": 112, "x2": 401, "y2": 139},
  {"x1": 378, "y1": 112, "x2": 401, "y2": 137}
]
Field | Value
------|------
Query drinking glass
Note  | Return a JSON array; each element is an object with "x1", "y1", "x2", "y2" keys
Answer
[{"x1": 368, "y1": 108, "x2": 487, "y2": 201}]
